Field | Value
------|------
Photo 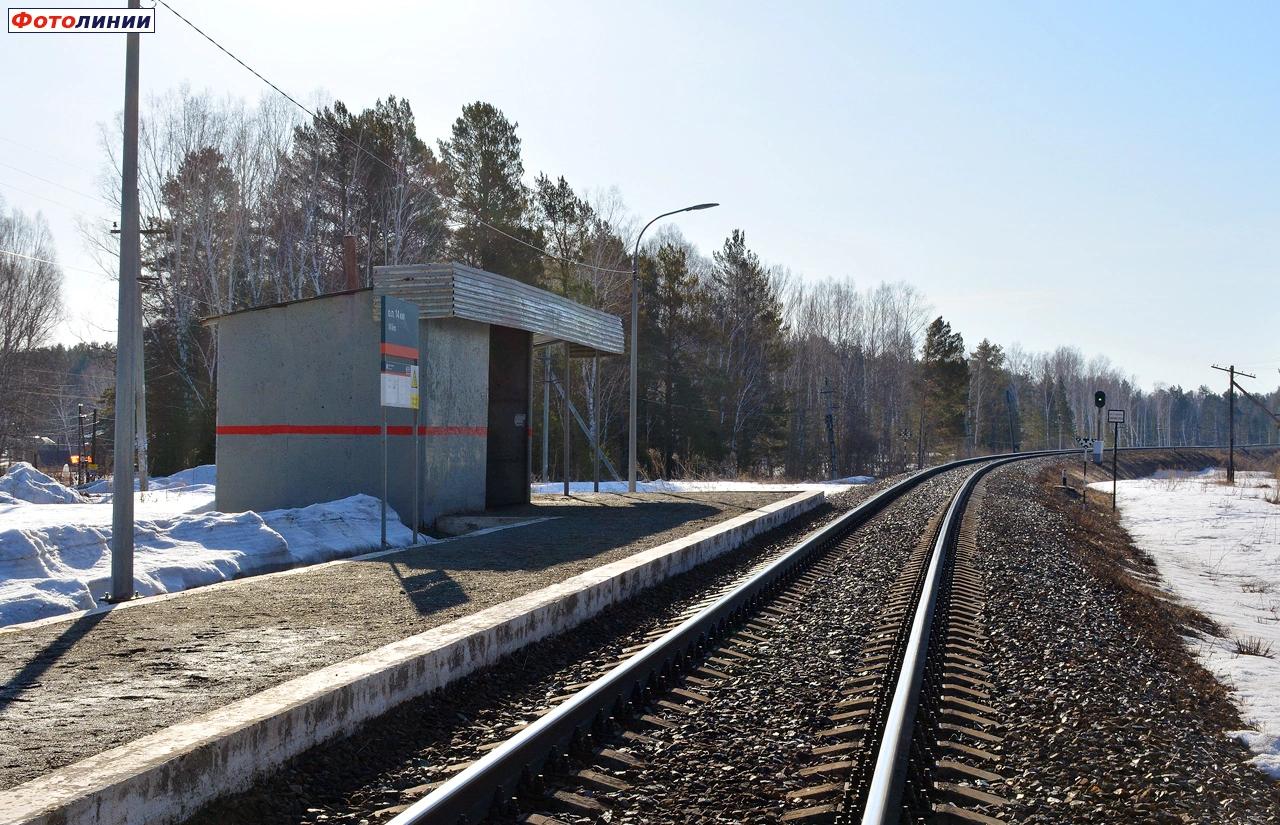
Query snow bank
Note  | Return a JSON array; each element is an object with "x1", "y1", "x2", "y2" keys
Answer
[
  {"x1": 1092, "y1": 470, "x2": 1280, "y2": 777},
  {"x1": 83, "y1": 464, "x2": 216, "y2": 494},
  {"x1": 0, "y1": 462, "x2": 85, "y2": 504},
  {"x1": 531, "y1": 477, "x2": 874, "y2": 495},
  {"x1": 0, "y1": 494, "x2": 413, "y2": 627}
]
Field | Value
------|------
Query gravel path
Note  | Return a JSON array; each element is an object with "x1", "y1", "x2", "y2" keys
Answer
[
  {"x1": 0, "y1": 491, "x2": 788, "y2": 791},
  {"x1": 976, "y1": 459, "x2": 1280, "y2": 824}
]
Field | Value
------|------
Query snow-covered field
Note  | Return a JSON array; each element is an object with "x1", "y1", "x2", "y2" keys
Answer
[
  {"x1": 1092, "y1": 469, "x2": 1280, "y2": 777},
  {"x1": 531, "y1": 476, "x2": 874, "y2": 495},
  {"x1": 0, "y1": 464, "x2": 412, "y2": 628}
]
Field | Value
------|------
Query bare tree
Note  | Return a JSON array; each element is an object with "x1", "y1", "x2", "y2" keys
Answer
[{"x1": 0, "y1": 197, "x2": 63, "y2": 460}]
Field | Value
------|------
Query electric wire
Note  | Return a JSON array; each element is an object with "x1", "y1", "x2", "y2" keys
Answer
[
  {"x1": 0, "y1": 247, "x2": 103, "y2": 276},
  {"x1": 0, "y1": 160, "x2": 115, "y2": 208}
]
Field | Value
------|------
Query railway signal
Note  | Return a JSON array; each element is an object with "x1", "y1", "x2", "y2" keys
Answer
[{"x1": 1092, "y1": 391, "x2": 1106, "y2": 464}]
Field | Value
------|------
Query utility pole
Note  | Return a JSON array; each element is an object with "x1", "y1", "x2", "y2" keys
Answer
[
  {"x1": 77, "y1": 404, "x2": 85, "y2": 485},
  {"x1": 91, "y1": 408, "x2": 98, "y2": 479},
  {"x1": 1004, "y1": 386, "x2": 1018, "y2": 453},
  {"x1": 916, "y1": 404, "x2": 925, "y2": 470},
  {"x1": 110, "y1": 0, "x2": 141, "y2": 603},
  {"x1": 112, "y1": 221, "x2": 162, "y2": 493},
  {"x1": 1212, "y1": 363, "x2": 1258, "y2": 484},
  {"x1": 820, "y1": 377, "x2": 837, "y2": 479},
  {"x1": 134, "y1": 304, "x2": 147, "y2": 492}
]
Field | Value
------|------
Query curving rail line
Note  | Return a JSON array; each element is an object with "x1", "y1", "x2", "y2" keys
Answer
[{"x1": 388, "y1": 450, "x2": 1069, "y2": 824}]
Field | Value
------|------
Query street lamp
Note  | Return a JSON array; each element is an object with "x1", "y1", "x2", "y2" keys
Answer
[{"x1": 628, "y1": 202, "x2": 718, "y2": 493}]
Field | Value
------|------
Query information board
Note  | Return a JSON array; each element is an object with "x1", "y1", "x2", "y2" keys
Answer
[{"x1": 380, "y1": 295, "x2": 420, "y2": 409}]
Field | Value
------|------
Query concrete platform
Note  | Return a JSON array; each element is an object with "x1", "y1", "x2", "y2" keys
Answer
[{"x1": 0, "y1": 489, "x2": 823, "y2": 825}]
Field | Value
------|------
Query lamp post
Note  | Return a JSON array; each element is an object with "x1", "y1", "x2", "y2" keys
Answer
[{"x1": 628, "y1": 202, "x2": 718, "y2": 493}]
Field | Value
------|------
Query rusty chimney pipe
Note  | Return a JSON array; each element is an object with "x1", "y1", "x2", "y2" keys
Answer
[{"x1": 342, "y1": 234, "x2": 360, "y2": 290}]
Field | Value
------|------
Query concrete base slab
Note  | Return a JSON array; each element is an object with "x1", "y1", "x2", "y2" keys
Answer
[
  {"x1": 435, "y1": 513, "x2": 545, "y2": 536},
  {"x1": 0, "y1": 490, "x2": 822, "y2": 825}
]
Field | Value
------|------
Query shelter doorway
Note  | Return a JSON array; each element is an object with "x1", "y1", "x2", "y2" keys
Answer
[{"x1": 486, "y1": 325, "x2": 531, "y2": 508}]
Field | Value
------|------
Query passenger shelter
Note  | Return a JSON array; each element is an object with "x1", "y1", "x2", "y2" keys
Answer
[{"x1": 210, "y1": 262, "x2": 624, "y2": 527}]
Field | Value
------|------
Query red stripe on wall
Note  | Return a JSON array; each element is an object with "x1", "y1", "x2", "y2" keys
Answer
[
  {"x1": 217, "y1": 424, "x2": 487, "y2": 437},
  {"x1": 380, "y1": 342, "x2": 419, "y2": 360},
  {"x1": 422, "y1": 425, "x2": 488, "y2": 436}
]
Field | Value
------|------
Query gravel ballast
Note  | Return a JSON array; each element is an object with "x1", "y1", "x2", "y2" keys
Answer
[
  {"x1": 511, "y1": 469, "x2": 969, "y2": 823},
  {"x1": 182, "y1": 480, "x2": 906, "y2": 823},
  {"x1": 976, "y1": 459, "x2": 1280, "y2": 823}
]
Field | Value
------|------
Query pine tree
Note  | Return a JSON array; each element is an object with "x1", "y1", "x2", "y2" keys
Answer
[
  {"x1": 969, "y1": 339, "x2": 1008, "y2": 452},
  {"x1": 437, "y1": 102, "x2": 542, "y2": 283},
  {"x1": 707, "y1": 230, "x2": 789, "y2": 473},
  {"x1": 919, "y1": 317, "x2": 969, "y2": 461}
]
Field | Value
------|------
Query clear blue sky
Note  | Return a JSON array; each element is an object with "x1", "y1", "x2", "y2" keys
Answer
[{"x1": 2, "y1": 0, "x2": 1276, "y2": 390}]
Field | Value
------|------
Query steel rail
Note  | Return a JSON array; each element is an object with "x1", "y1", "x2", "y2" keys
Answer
[
  {"x1": 388, "y1": 450, "x2": 1064, "y2": 824},
  {"x1": 857, "y1": 452, "x2": 1035, "y2": 824},
  {"x1": 386, "y1": 444, "x2": 1278, "y2": 823}
]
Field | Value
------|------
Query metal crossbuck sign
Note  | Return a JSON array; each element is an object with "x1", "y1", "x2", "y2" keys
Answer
[
  {"x1": 1107, "y1": 409, "x2": 1125, "y2": 424},
  {"x1": 380, "y1": 295, "x2": 420, "y2": 409}
]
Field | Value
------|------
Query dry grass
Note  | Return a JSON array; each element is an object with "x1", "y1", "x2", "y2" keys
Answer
[
  {"x1": 1037, "y1": 463, "x2": 1240, "y2": 726},
  {"x1": 1232, "y1": 635, "x2": 1275, "y2": 659}
]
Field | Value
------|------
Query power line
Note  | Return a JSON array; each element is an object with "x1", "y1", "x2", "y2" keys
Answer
[
  {"x1": 0, "y1": 179, "x2": 104, "y2": 217},
  {"x1": 0, "y1": 160, "x2": 115, "y2": 208},
  {"x1": 0, "y1": 248, "x2": 103, "y2": 276},
  {"x1": 466, "y1": 217, "x2": 632, "y2": 275},
  {"x1": 156, "y1": 0, "x2": 634, "y2": 276}
]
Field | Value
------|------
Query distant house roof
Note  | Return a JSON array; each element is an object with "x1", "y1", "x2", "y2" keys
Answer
[{"x1": 373, "y1": 262, "x2": 625, "y2": 356}]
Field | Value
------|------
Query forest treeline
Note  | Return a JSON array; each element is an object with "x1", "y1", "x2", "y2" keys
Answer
[{"x1": 8, "y1": 90, "x2": 1275, "y2": 478}]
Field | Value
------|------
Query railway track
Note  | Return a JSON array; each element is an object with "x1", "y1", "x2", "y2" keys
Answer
[{"x1": 386, "y1": 451, "x2": 1061, "y2": 824}]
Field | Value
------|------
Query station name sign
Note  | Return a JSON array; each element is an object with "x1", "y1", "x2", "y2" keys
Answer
[{"x1": 380, "y1": 295, "x2": 419, "y2": 410}]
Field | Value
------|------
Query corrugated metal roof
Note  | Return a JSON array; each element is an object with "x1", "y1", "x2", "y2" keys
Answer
[{"x1": 373, "y1": 263, "x2": 625, "y2": 356}]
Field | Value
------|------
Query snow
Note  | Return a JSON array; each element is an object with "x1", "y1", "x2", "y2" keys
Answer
[
  {"x1": 0, "y1": 464, "x2": 875, "y2": 629},
  {"x1": 530, "y1": 477, "x2": 874, "y2": 495},
  {"x1": 1090, "y1": 469, "x2": 1280, "y2": 777},
  {"x1": 0, "y1": 465, "x2": 414, "y2": 628},
  {"x1": 0, "y1": 462, "x2": 86, "y2": 504},
  {"x1": 82, "y1": 464, "x2": 215, "y2": 494}
]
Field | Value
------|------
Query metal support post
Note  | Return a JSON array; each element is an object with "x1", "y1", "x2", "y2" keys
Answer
[
  {"x1": 563, "y1": 343, "x2": 571, "y2": 496},
  {"x1": 821, "y1": 377, "x2": 837, "y2": 479},
  {"x1": 592, "y1": 353, "x2": 600, "y2": 493},
  {"x1": 380, "y1": 407, "x2": 388, "y2": 550},
  {"x1": 628, "y1": 265, "x2": 638, "y2": 493},
  {"x1": 1081, "y1": 446, "x2": 1087, "y2": 509},
  {"x1": 541, "y1": 348, "x2": 550, "y2": 482},
  {"x1": 413, "y1": 406, "x2": 420, "y2": 545},
  {"x1": 109, "y1": 0, "x2": 141, "y2": 603},
  {"x1": 1111, "y1": 421, "x2": 1119, "y2": 510},
  {"x1": 1228, "y1": 364, "x2": 1236, "y2": 484}
]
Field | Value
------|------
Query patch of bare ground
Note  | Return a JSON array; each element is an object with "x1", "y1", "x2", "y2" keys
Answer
[{"x1": 975, "y1": 458, "x2": 1280, "y2": 824}]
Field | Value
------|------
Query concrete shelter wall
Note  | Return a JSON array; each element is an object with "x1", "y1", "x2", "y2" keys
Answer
[
  {"x1": 215, "y1": 293, "x2": 490, "y2": 527},
  {"x1": 421, "y1": 317, "x2": 489, "y2": 525}
]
